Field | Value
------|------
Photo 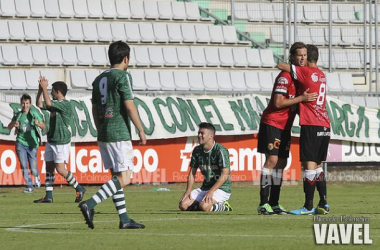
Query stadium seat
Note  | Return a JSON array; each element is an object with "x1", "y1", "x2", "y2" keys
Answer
[
  {"x1": 153, "y1": 23, "x2": 169, "y2": 43},
  {"x1": 190, "y1": 47, "x2": 207, "y2": 67},
  {"x1": 258, "y1": 71, "x2": 273, "y2": 92},
  {"x1": 102, "y1": 0, "x2": 117, "y2": 19},
  {"x1": 1, "y1": 45, "x2": 18, "y2": 65},
  {"x1": 59, "y1": 0, "x2": 75, "y2": 18},
  {"x1": 171, "y1": 1, "x2": 187, "y2": 20},
  {"x1": 337, "y1": 5, "x2": 356, "y2": 23},
  {"x1": 234, "y1": 2, "x2": 248, "y2": 20},
  {"x1": 85, "y1": 70, "x2": 100, "y2": 88},
  {"x1": 223, "y1": 26, "x2": 242, "y2": 44},
  {"x1": 30, "y1": 0, "x2": 45, "y2": 17},
  {"x1": 61, "y1": 46, "x2": 77, "y2": 65},
  {"x1": 10, "y1": 70, "x2": 27, "y2": 89},
  {"x1": 87, "y1": 0, "x2": 103, "y2": 18},
  {"x1": 365, "y1": 96, "x2": 379, "y2": 108},
  {"x1": 216, "y1": 71, "x2": 233, "y2": 90},
  {"x1": 0, "y1": 70, "x2": 12, "y2": 89},
  {"x1": 130, "y1": 1, "x2": 145, "y2": 19},
  {"x1": 218, "y1": 47, "x2": 234, "y2": 67},
  {"x1": 157, "y1": 1, "x2": 173, "y2": 20},
  {"x1": 0, "y1": 0, "x2": 16, "y2": 17},
  {"x1": 246, "y1": 3, "x2": 261, "y2": 22},
  {"x1": 321, "y1": 5, "x2": 344, "y2": 24},
  {"x1": 297, "y1": 28, "x2": 313, "y2": 45},
  {"x1": 352, "y1": 4, "x2": 365, "y2": 24},
  {"x1": 53, "y1": 22, "x2": 69, "y2": 41},
  {"x1": 46, "y1": 45, "x2": 63, "y2": 65},
  {"x1": 32, "y1": 45, "x2": 49, "y2": 65},
  {"x1": 339, "y1": 73, "x2": 356, "y2": 93},
  {"x1": 97, "y1": 23, "x2": 113, "y2": 42},
  {"x1": 204, "y1": 47, "x2": 220, "y2": 67},
  {"x1": 148, "y1": 47, "x2": 165, "y2": 67},
  {"x1": 0, "y1": 21, "x2": 10, "y2": 40},
  {"x1": 82, "y1": 22, "x2": 98, "y2": 41},
  {"x1": 115, "y1": 0, "x2": 131, "y2": 19},
  {"x1": 91, "y1": 45, "x2": 108, "y2": 67},
  {"x1": 130, "y1": 70, "x2": 147, "y2": 90},
  {"x1": 202, "y1": 71, "x2": 220, "y2": 91},
  {"x1": 125, "y1": 23, "x2": 141, "y2": 42},
  {"x1": 139, "y1": 23, "x2": 155, "y2": 43},
  {"x1": 159, "y1": 71, "x2": 176, "y2": 90},
  {"x1": 333, "y1": 50, "x2": 349, "y2": 69},
  {"x1": 185, "y1": 2, "x2": 202, "y2": 21},
  {"x1": 162, "y1": 47, "x2": 179, "y2": 66},
  {"x1": 70, "y1": 70, "x2": 88, "y2": 89},
  {"x1": 68, "y1": 22, "x2": 84, "y2": 41},
  {"x1": 16, "y1": 45, "x2": 33, "y2": 65},
  {"x1": 209, "y1": 25, "x2": 224, "y2": 44},
  {"x1": 38, "y1": 21, "x2": 55, "y2": 41},
  {"x1": 244, "y1": 71, "x2": 261, "y2": 91},
  {"x1": 8, "y1": 21, "x2": 24, "y2": 41},
  {"x1": 230, "y1": 71, "x2": 247, "y2": 91},
  {"x1": 134, "y1": 47, "x2": 151, "y2": 67},
  {"x1": 15, "y1": 0, "x2": 31, "y2": 17},
  {"x1": 177, "y1": 47, "x2": 193, "y2": 67},
  {"x1": 195, "y1": 24, "x2": 211, "y2": 43},
  {"x1": 111, "y1": 22, "x2": 127, "y2": 41},
  {"x1": 246, "y1": 48, "x2": 262, "y2": 67},
  {"x1": 167, "y1": 23, "x2": 183, "y2": 43},
  {"x1": 76, "y1": 46, "x2": 92, "y2": 66},
  {"x1": 232, "y1": 48, "x2": 249, "y2": 67},
  {"x1": 24, "y1": 21, "x2": 40, "y2": 41},
  {"x1": 188, "y1": 71, "x2": 205, "y2": 91},
  {"x1": 259, "y1": 49, "x2": 276, "y2": 68},
  {"x1": 273, "y1": 3, "x2": 285, "y2": 23},
  {"x1": 145, "y1": 70, "x2": 161, "y2": 90},
  {"x1": 25, "y1": 70, "x2": 41, "y2": 89},
  {"x1": 326, "y1": 73, "x2": 342, "y2": 93},
  {"x1": 73, "y1": 0, "x2": 89, "y2": 18},
  {"x1": 303, "y1": 4, "x2": 322, "y2": 23},
  {"x1": 144, "y1": 1, "x2": 159, "y2": 20},
  {"x1": 40, "y1": 70, "x2": 57, "y2": 86},
  {"x1": 310, "y1": 27, "x2": 327, "y2": 46},
  {"x1": 173, "y1": 71, "x2": 191, "y2": 90},
  {"x1": 129, "y1": 48, "x2": 136, "y2": 67},
  {"x1": 346, "y1": 50, "x2": 363, "y2": 69},
  {"x1": 341, "y1": 27, "x2": 360, "y2": 46},
  {"x1": 181, "y1": 23, "x2": 197, "y2": 43},
  {"x1": 260, "y1": 4, "x2": 276, "y2": 22},
  {"x1": 44, "y1": 0, "x2": 60, "y2": 18}
]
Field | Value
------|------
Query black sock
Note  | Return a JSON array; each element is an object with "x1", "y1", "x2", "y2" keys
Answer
[
  {"x1": 269, "y1": 169, "x2": 283, "y2": 206},
  {"x1": 303, "y1": 170, "x2": 317, "y2": 210},
  {"x1": 259, "y1": 167, "x2": 272, "y2": 206},
  {"x1": 316, "y1": 168, "x2": 327, "y2": 206}
]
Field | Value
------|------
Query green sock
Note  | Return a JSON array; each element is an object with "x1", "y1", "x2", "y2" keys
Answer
[
  {"x1": 87, "y1": 178, "x2": 122, "y2": 209},
  {"x1": 112, "y1": 189, "x2": 130, "y2": 223},
  {"x1": 65, "y1": 171, "x2": 84, "y2": 192},
  {"x1": 45, "y1": 172, "x2": 55, "y2": 199}
]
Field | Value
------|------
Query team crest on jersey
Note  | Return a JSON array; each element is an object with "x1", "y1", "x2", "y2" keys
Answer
[
  {"x1": 277, "y1": 77, "x2": 289, "y2": 85},
  {"x1": 311, "y1": 73, "x2": 318, "y2": 82},
  {"x1": 268, "y1": 143, "x2": 274, "y2": 150}
]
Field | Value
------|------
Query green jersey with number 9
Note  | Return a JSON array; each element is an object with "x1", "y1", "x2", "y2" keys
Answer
[{"x1": 92, "y1": 69, "x2": 134, "y2": 142}]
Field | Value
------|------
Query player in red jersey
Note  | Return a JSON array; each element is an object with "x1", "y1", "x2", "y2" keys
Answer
[
  {"x1": 257, "y1": 42, "x2": 318, "y2": 215},
  {"x1": 278, "y1": 44, "x2": 330, "y2": 215}
]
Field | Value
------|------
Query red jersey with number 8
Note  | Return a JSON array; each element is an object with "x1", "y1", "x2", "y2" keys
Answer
[{"x1": 291, "y1": 65, "x2": 330, "y2": 128}]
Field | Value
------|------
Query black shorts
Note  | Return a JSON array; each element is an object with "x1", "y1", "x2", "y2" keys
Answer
[
  {"x1": 257, "y1": 123, "x2": 291, "y2": 158},
  {"x1": 300, "y1": 125, "x2": 330, "y2": 163}
]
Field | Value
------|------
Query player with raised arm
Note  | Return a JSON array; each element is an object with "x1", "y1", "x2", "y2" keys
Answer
[
  {"x1": 278, "y1": 44, "x2": 330, "y2": 215},
  {"x1": 257, "y1": 42, "x2": 317, "y2": 215},
  {"x1": 78, "y1": 41, "x2": 147, "y2": 229},
  {"x1": 179, "y1": 122, "x2": 232, "y2": 212}
]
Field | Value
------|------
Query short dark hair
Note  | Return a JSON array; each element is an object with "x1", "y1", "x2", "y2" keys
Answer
[
  {"x1": 199, "y1": 122, "x2": 216, "y2": 135},
  {"x1": 52, "y1": 81, "x2": 68, "y2": 96},
  {"x1": 108, "y1": 41, "x2": 130, "y2": 65},
  {"x1": 20, "y1": 94, "x2": 31, "y2": 103},
  {"x1": 289, "y1": 42, "x2": 307, "y2": 63},
  {"x1": 306, "y1": 44, "x2": 319, "y2": 63}
]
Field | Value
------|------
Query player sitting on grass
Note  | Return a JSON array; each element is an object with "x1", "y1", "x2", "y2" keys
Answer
[{"x1": 179, "y1": 122, "x2": 232, "y2": 212}]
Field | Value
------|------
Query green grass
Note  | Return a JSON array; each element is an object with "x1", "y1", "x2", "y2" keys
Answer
[{"x1": 0, "y1": 182, "x2": 379, "y2": 250}]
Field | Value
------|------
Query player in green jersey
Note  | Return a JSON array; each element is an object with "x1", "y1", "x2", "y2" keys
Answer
[
  {"x1": 79, "y1": 41, "x2": 147, "y2": 229},
  {"x1": 179, "y1": 122, "x2": 232, "y2": 212},
  {"x1": 8, "y1": 94, "x2": 45, "y2": 193},
  {"x1": 34, "y1": 78, "x2": 86, "y2": 203}
]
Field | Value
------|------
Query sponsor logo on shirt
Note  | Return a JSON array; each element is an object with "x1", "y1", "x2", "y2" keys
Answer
[
  {"x1": 277, "y1": 77, "x2": 289, "y2": 85},
  {"x1": 311, "y1": 73, "x2": 318, "y2": 82}
]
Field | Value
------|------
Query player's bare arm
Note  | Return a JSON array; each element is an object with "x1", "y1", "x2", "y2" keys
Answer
[
  {"x1": 38, "y1": 76, "x2": 52, "y2": 107},
  {"x1": 273, "y1": 89, "x2": 318, "y2": 110},
  {"x1": 180, "y1": 167, "x2": 197, "y2": 202},
  {"x1": 202, "y1": 167, "x2": 230, "y2": 204},
  {"x1": 277, "y1": 62, "x2": 291, "y2": 72},
  {"x1": 124, "y1": 100, "x2": 147, "y2": 145}
]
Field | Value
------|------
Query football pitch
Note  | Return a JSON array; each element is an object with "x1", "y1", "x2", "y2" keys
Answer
[{"x1": 0, "y1": 182, "x2": 379, "y2": 250}]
